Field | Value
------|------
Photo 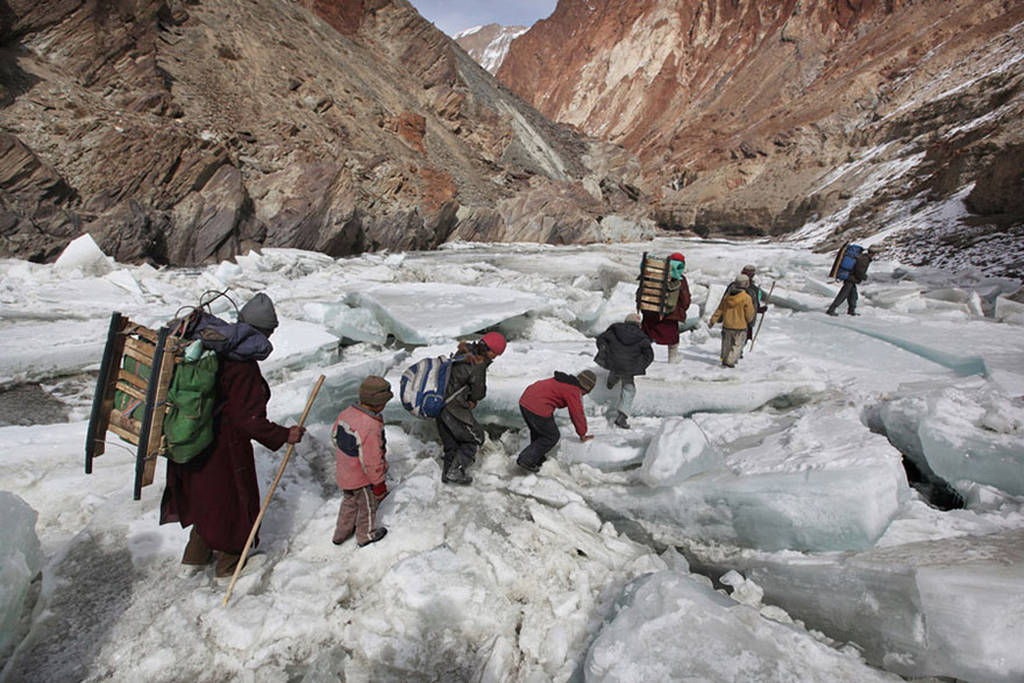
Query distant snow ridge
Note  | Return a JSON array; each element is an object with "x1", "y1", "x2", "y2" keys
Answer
[{"x1": 454, "y1": 23, "x2": 528, "y2": 74}]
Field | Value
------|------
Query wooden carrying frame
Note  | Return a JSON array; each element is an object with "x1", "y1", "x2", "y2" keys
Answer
[
  {"x1": 85, "y1": 312, "x2": 180, "y2": 500},
  {"x1": 637, "y1": 251, "x2": 671, "y2": 314}
]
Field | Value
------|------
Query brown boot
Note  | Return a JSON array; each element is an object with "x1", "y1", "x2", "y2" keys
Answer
[
  {"x1": 182, "y1": 528, "x2": 213, "y2": 563},
  {"x1": 215, "y1": 551, "x2": 241, "y2": 578}
]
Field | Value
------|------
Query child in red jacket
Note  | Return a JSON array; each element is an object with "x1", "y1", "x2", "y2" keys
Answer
[
  {"x1": 332, "y1": 376, "x2": 392, "y2": 547},
  {"x1": 515, "y1": 370, "x2": 596, "y2": 473}
]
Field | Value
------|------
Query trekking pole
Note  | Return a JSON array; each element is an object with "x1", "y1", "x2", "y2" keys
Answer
[
  {"x1": 749, "y1": 280, "x2": 775, "y2": 352},
  {"x1": 223, "y1": 374, "x2": 325, "y2": 607}
]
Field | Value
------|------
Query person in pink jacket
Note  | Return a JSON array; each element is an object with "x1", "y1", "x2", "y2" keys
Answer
[
  {"x1": 515, "y1": 370, "x2": 596, "y2": 473},
  {"x1": 332, "y1": 376, "x2": 392, "y2": 547}
]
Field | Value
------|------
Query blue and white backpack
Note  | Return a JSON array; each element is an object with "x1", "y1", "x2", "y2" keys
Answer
[{"x1": 399, "y1": 354, "x2": 467, "y2": 418}]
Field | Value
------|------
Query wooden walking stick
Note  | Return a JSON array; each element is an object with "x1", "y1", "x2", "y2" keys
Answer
[
  {"x1": 223, "y1": 374, "x2": 325, "y2": 606},
  {"x1": 749, "y1": 280, "x2": 775, "y2": 352}
]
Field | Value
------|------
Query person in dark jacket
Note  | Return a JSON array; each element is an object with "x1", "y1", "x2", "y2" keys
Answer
[
  {"x1": 595, "y1": 313, "x2": 653, "y2": 429},
  {"x1": 161, "y1": 293, "x2": 305, "y2": 579},
  {"x1": 515, "y1": 370, "x2": 596, "y2": 473},
  {"x1": 828, "y1": 246, "x2": 878, "y2": 316},
  {"x1": 438, "y1": 331, "x2": 506, "y2": 485},
  {"x1": 741, "y1": 265, "x2": 769, "y2": 343},
  {"x1": 639, "y1": 252, "x2": 690, "y2": 363}
]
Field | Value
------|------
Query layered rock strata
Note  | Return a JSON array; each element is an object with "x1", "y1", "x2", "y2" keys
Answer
[{"x1": 0, "y1": 0, "x2": 651, "y2": 264}]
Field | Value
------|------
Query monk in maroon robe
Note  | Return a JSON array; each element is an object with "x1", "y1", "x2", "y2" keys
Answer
[{"x1": 161, "y1": 294, "x2": 303, "y2": 578}]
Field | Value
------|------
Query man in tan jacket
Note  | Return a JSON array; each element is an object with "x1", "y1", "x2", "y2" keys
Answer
[{"x1": 709, "y1": 274, "x2": 756, "y2": 368}]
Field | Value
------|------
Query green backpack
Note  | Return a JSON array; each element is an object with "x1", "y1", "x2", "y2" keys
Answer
[{"x1": 162, "y1": 351, "x2": 219, "y2": 464}]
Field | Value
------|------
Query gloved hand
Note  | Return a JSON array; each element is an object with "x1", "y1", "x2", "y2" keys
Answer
[
  {"x1": 758, "y1": 306, "x2": 768, "y2": 314},
  {"x1": 372, "y1": 481, "x2": 388, "y2": 502}
]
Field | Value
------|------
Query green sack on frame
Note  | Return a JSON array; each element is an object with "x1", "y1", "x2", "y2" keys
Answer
[{"x1": 162, "y1": 351, "x2": 219, "y2": 464}]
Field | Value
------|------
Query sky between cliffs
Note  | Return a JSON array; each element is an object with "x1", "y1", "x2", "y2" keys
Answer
[{"x1": 410, "y1": 0, "x2": 557, "y2": 36}]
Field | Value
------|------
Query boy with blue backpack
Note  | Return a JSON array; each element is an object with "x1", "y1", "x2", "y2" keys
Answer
[{"x1": 436, "y1": 332, "x2": 506, "y2": 485}]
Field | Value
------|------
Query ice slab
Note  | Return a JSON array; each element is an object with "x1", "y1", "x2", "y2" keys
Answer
[
  {"x1": 349, "y1": 283, "x2": 548, "y2": 344},
  {"x1": 582, "y1": 570, "x2": 897, "y2": 682},
  {"x1": 0, "y1": 320, "x2": 108, "y2": 387},
  {"x1": 822, "y1": 319, "x2": 989, "y2": 377},
  {"x1": 0, "y1": 491, "x2": 40, "y2": 658},
  {"x1": 268, "y1": 351, "x2": 409, "y2": 426},
  {"x1": 995, "y1": 294, "x2": 1024, "y2": 325},
  {"x1": 586, "y1": 409, "x2": 907, "y2": 552},
  {"x1": 701, "y1": 530, "x2": 1024, "y2": 683}
]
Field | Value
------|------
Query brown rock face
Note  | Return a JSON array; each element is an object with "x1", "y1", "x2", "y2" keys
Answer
[
  {"x1": 498, "y1": 0, "x2": 1024, "y2": 274},
  {"x1": 0, "y1": 0, "x2": 652, "y2": 265}
]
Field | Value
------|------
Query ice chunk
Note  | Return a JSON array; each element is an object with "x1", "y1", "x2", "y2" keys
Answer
[
  {"x1": 712, "y1": 530, "x2": 1024, "y2": 682},
  {"x1": 0, "y1": 492, "x2": 41, "y2": 658},
  {"x1": 638, "y1": 418, "x2": 721, "y2": 485},
  {"x1": 918, "y1": 389, "x2": 1024, "y2": 496},
  {"x1": 871, "y1": 387, "x2": 1024, "y2": 496},
  {"x1": 259, "y1": 318, "x2": 340, "y2": 378},
  {"x1": 589, "y1": 409, "x2": 907, "y2": 552},
  {"x1": 584, "y1": 282, "x2": 639, "y2": 336},
  {"x1": 0, "y1": 319, "x2": 108, "y2": 386},
  {"x1": 582, "y1": 570, "x2": 896, "y2": 682},
  {"x1": 302, "y1": 302, "x2": 389, "y2": 344},
  {"x1": 53, "y1": 234, "x2": 112, "y2": 276},
  {"x1": 268, "y1": 351, "x2": 409, "y2": 425},
  {"x1": 350, "y1": 283, "x2": 548, "y2": 344},
  {"x1": 995, "y1": 294, "x2": 1024, "y2": 325}
]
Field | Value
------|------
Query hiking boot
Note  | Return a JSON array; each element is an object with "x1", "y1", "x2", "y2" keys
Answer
[
  {"x1": 613, "y1": 412, "x2": 629, "y2": 429},
  {"x1": 442, "y1": 463, "x2": 472, "y2": 485},
  {"x1": 214, "y1": 550, "x2": 266, "y2": 583},
  {"x1": 358, "y1": 527, "x2": 388, "y2": 547},
  {"x1": 515, "y1": 457, "x2": 541, "y2": 473},
  {"x1": 826, "y1": 309, "x2": 838, "y2": 316},
  {"x1": 847, "y1": 310, "x2": 859, "y2": 316}
]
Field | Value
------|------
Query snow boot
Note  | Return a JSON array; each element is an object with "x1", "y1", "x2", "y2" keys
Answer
[
  {"x1": 442, "y1": 462, "x2": 472, "y2": 485},
  {"x1": 614, "y1": 412, "x2": 629, "y2": 429},
  {"x1": 515, "y1": 457, "x2": 541, "y2": 474},
  {"x1": 358, "y1": 528, "x2": 388, "y2": 547}
]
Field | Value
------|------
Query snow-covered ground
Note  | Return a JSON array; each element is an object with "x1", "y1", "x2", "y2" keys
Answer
[{"x1": 1, "y1": 235, "x2": 1023, "y2": 682}]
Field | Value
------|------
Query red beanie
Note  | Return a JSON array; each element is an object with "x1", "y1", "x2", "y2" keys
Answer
[
  {"x1": 669, "y1": 252, "x2": 685, "y2": 262},
  {"x1": 480, "y1": 332, "x2": 506, "y2": 355}
]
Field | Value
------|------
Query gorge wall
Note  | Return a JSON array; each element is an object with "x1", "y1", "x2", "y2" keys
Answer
[
  {"x1": 498, "y1": 0, "x2": 1024, "y2": 275},
  {"x1": 0, "y1": 0, "x2": 651, "y2": 265}
]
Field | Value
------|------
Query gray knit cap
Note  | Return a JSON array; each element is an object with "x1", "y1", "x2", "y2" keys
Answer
[
  {"x1": 238, "y1": 293, "x2": 279, "y2": 333},
  {"x1": 734, "y1": 274, "x2": 750, "y2": 288},
  {"x1": 577, "y1": 370, "x2": 596, "y2": 393}
]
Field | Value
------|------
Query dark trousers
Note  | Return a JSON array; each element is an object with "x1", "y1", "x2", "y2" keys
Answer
[
  {"x1": 517, "y1": 406, "x2": 561, "y2": 469},
  {"x1": 437, "y1": 417, "x2": 477, "y2": 470},
  {"x1": 828, "y1": 280, "x2": 858, "y2": 313}
]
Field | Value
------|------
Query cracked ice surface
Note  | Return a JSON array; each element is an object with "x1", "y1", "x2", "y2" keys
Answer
[{"x1": 1, "y1": 237, "x2": 1023, "y2": 682}]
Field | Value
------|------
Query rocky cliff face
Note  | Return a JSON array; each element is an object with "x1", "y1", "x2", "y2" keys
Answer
[
  {"x1": 454, "y1": 24, "x2": 527, "y2": 75},
  {"x1": 0, "y1": 0, "x2": 651, "y2": 265},
  {"x1": 498, "y1": 0, "x2": 1024, "y2": 276}
]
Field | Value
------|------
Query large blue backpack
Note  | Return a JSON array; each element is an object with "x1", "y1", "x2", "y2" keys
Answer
[
  {"x1": 829, "y1": 243, "x2": 864, "y2": 281},
  {"x1": 399, "y1": 355, "x2": 468, "y2": 418}
]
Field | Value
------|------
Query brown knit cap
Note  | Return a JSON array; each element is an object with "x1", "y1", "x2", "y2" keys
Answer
[
  {"x1": 577, "y1": 370, "x2": 596, "y2": 392},
  {"x1": 359, "y1": 376, "x2": 393, "y2": 406}
]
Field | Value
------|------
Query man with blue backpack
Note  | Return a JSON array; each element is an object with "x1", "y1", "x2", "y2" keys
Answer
[
  {"x1": 827, "y1": 245, "x2": 878, "y2": 316},
  {"x1": 436, "y1": 332, "x2": 506, "y2": 485}
]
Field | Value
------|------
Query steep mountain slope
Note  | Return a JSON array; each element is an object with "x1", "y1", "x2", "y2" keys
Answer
[
  {"x1": 498, "y1": 0, "x2": 1024, "y2": 276},
  {"x1": 0, "y1": 0, "x2": 650, "y2": 265},
  {"x1": 454, "y1": 23, "x2": 527, "y2": 75}
]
